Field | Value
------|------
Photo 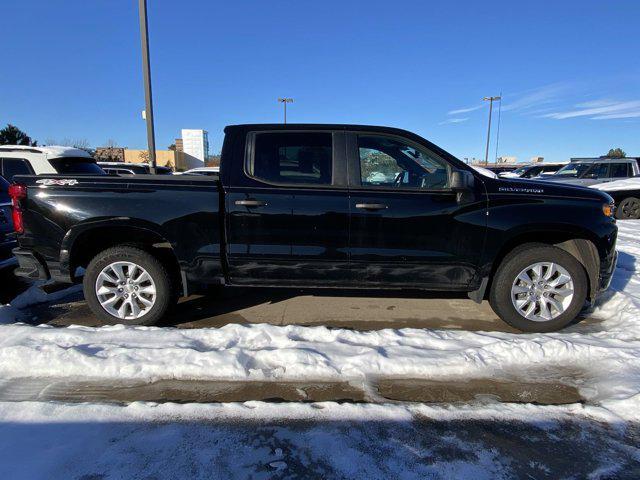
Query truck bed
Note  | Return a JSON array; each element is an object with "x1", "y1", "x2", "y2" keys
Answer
[{"x1": 13, "y1": 173, "x2": 224, "y2": 290}]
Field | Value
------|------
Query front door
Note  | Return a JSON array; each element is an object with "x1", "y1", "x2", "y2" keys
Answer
[
  {"x1": 347, "y1": 133, "x2": 487, "y2": 289},
  {"x1": 226, "y1": 130, "x2": 350, "y2": 285}
]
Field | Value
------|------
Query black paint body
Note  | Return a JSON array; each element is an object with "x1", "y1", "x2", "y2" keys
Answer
[{"x1": 12, "y1": 124, "x2": 618, "y2": 299}]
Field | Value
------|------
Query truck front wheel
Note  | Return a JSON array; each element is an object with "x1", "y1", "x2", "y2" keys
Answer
[
  {"x1": 83, "y1": 246, "x2": 174, "y2": 326},
  {"x1": 489, "y1": 243, "x2": 588, "y2": 332}
]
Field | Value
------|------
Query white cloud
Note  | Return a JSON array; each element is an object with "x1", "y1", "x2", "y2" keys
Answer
[
  {"x1": 447, "y1": 104, "x2": 483, "y2": 115},
  {"x1": 501, "y1": 83, "x2": 570, "y2": 112},
  {"x1": 439, "y1": 117, "x2": 469, "y2": 125},
  {"x1": 591, "y1": 110, "x2": 640, "y2": 120},
  {"x1": 544, "y1": 100, "x2": 640, "y2": 120}
]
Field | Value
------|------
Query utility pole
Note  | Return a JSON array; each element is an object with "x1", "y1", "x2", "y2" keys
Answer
[
  {"x1": 138, "y1": 0, "x2": 157, "y2": 173},
  {"x1": 483, "y1": 95, "x2": 501, "y2": 166},
  {"x1": 278, "y1": 98, "x2": 294, "y2": 124}
]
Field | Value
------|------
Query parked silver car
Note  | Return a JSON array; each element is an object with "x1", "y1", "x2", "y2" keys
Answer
[{"x1": 536, "y1": 158, "x2": 640, "y2": 186}]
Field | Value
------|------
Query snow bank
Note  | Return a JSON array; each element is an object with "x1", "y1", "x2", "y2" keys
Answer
[
  {"x1": 0, "y1": 223, "x2": 640, "y2": 418},
  {"x1": 0, "y1": 283, "x2": 81, "y2": 325}
]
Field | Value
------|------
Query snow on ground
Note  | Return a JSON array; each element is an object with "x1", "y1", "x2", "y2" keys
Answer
[
  {"x1": 0, "y1": 223, "x2": 640, "y2": 417},
  {"x1": 0, "y1": 282, "x2": 80, "y2": 325},
  {"x1": 1, "y1": 222, "x2": 640, "y2": 477},
  {"x1": 0, "y1": 400, "x2": 638, "y2": 479}
]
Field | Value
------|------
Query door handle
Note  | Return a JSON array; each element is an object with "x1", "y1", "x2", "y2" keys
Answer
[
  {"x1": 355, "y1": 203, "x2": 388, "y2": 211},
  {"x1": 235, "y1": 199, "x2": 267, "y2": 207}
]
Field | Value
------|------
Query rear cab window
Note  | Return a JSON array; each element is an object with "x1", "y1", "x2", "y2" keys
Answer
[
  {"x1": 248, "y1": 132, "x2": 333, "y2": 185},
  {"x1": 1, "y1": 158, "x2": 34, "y2": 182},
  {"x1": 49, "y1": 157, "x2": 105, "y2": 175}
]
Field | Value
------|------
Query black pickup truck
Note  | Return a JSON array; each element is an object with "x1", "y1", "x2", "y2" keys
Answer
[{"x1": 9, "y1": 124, "x2": 618, "y2": 332}]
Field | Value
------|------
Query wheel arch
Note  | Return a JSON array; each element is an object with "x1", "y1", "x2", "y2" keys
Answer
[
  {"x1": 482, "y1": 228, "x2": 601, "y2": 303},
  {"x1": 62, "y1": 219, "x2": 184, "y2": 295}
]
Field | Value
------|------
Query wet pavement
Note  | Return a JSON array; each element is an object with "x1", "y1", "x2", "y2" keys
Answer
[
  {"x1": 24, "y1": 284, "x2": 601, "y2": 334},
  {"x1": 0, "y1": 365, "x2": 586, "y2": 405}
]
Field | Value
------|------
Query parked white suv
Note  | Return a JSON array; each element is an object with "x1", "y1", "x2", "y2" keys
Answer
[{"x1": 0, "y1": 145, "x2": 104, "y2": 182}]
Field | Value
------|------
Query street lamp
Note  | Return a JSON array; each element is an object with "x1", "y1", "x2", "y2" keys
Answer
[
  {"x1": 278, "y1": 98, "x2": 294, "y2": 124},
  {"x1": 482, "y1": 95, "x2": 501, "y2": 166},
  {"x1": 138, "y1": 0, "x2": 157, "y2": 173}
]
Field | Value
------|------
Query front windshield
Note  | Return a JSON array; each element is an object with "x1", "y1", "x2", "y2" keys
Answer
[
  {"x1": 512, "y1": 166, "x2": 530, "y2": 175},
  {"x1": 555, "y1": 163, "x2": 592, "y2": 177}
]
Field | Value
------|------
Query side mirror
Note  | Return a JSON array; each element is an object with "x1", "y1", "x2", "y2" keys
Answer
[{"x1": 451, "y1": 170, "x2": 474, "y2": 191}]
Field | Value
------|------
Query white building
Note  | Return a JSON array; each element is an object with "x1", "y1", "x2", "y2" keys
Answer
[{"x1": 181, "y1": 129, "x2": 209, "y2": 166}]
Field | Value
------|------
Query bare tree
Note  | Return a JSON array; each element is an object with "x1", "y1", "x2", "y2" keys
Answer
[
  {"x1": 105, "y1": 139, "x2": 118, "y2": 148},
  {"x1": 138, "y1": 150, "x2": 150, "y2": 163}
]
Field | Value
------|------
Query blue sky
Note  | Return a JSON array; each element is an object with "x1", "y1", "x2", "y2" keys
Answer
[{"x1": 2, "y1": 0, "x2": 639, "y2": 162}]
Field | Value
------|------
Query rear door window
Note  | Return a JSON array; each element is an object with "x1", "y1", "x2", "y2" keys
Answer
[
  {"x1": 587, "y1": 163, "x2": 609, "y2": 178},
  {"x1": 609, "y1": 163, "x2": 630, "y2": 178},
  {"x1": 249, "y1": 132, "x2": 333, "y2": 185},
  {"x1": 1, "y1": 158, "x2": 34, "y2": 181},
  {"x1": 49, "y1": 157, "x2": 105, "y2": 175}
]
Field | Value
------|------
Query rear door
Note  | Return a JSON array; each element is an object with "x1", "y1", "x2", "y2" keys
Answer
[
  {"x1": 225, "y1": 130, "x2": 350, "y2": 285},
  {"x1": 347, "y1": 132, "x2": 487, "y2": 289}
]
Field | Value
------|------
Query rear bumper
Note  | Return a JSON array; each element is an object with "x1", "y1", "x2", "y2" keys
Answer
[{"x1": 13, "y1": 248, "x2": 50, "y2": 280}]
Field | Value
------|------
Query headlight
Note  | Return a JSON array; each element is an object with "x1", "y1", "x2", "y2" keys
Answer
[{"x1": 602, "y1": 203, "x2": 614, "y2": 217}]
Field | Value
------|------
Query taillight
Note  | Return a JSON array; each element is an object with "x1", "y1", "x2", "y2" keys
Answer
[{"x1": 8, "y1": 183, "x2": 27, "y2": 234}]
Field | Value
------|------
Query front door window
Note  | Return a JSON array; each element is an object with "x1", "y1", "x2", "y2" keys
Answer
[{"x1": 357, "y1": 135, "x2": 449, "y2": 190}]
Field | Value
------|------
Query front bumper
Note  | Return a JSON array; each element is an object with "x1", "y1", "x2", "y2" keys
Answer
[
  {"x1": 599, "y1": 249, "x2": 618, "y2": 293},
  {"x1": 13, "y1": 248, "x2": 50, "y2": 280}
]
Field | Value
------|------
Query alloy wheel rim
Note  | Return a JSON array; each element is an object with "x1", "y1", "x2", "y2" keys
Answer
[
  {"x1": 95, "y1": 261, "x2": 157, "y2": 320},
  {"x1": 623, "y1": 200, "x2": 639, "y2": 217},
  {"x1": 510, "y1": 262, "x2": 574, "y2": 322}
]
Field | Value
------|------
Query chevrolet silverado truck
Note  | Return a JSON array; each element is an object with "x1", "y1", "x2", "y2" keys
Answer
[{"x1": 9, "y1": 124, "x2": 618, "y2": 332}]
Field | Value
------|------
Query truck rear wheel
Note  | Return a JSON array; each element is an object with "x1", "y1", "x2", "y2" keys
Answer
[
  {"x1": 616, "y1": 197, "x2": 640, "y2": 220},
  {"x1": 489, "y1": 243, "x2": 588, "y2": 332},
  {"x1": 83, "y1": 246, "x2": 174, "y2": 326}
]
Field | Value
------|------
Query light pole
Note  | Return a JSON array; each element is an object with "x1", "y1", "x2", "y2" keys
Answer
[
  {"x1": 483, "y1": 95, "x2": 501, "y2": 166},
  {"x1": 278, "y1": 98, "x2": 294, "y2": 124},
  {"x1": 138, "y1": 0, "x2": 157, "y2": 173}
]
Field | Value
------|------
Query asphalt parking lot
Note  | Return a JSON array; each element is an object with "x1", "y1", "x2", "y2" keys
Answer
[{"x1": 4, "y1": 264, "x2": 603, "y2": 334}]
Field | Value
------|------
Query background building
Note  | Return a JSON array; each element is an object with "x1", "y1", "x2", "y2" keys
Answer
[{"x1": 181, "y1": 129, "x2": 208, "y2": 166}]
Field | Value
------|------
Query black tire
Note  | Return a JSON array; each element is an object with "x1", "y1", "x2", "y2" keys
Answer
[
  {"x1": 83, "y1": 246, "x2": 174, "y2": 326},
  {"x1": 489, "y1": 243, "x2": 588, "y2": 333},
  {"x1": 615, "y1": 197, "x2": 640, "y2": 220}
]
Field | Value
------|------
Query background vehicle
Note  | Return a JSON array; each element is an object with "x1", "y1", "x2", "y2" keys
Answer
[
  {"x1": 538, "y1": 158, "x2": 640, "y2": 186},
  {"x1": 0, "y1": 176, "x2": 16, "y2": 269},
  {"x1": 10, "y1": 124, "x2": 617, "y2": 333},
  {"x1": 179, "y1": 166, "x2": 220, "y2": 176},
  {"x1": 592, "y1": 177, "x2": 640, "y2": 219},
  {"x1": 0, "y1": 145, "x2": 104, "y2": 182},
  {"x1": 97, "y1": 162, "x2": 173, "y2": 175},
  {"x1": 480, "y1": 165, "x2": 519, "y2": 175},
  {"x1": 499, "y1": 163, "x2": 566, "y2": 179}
]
